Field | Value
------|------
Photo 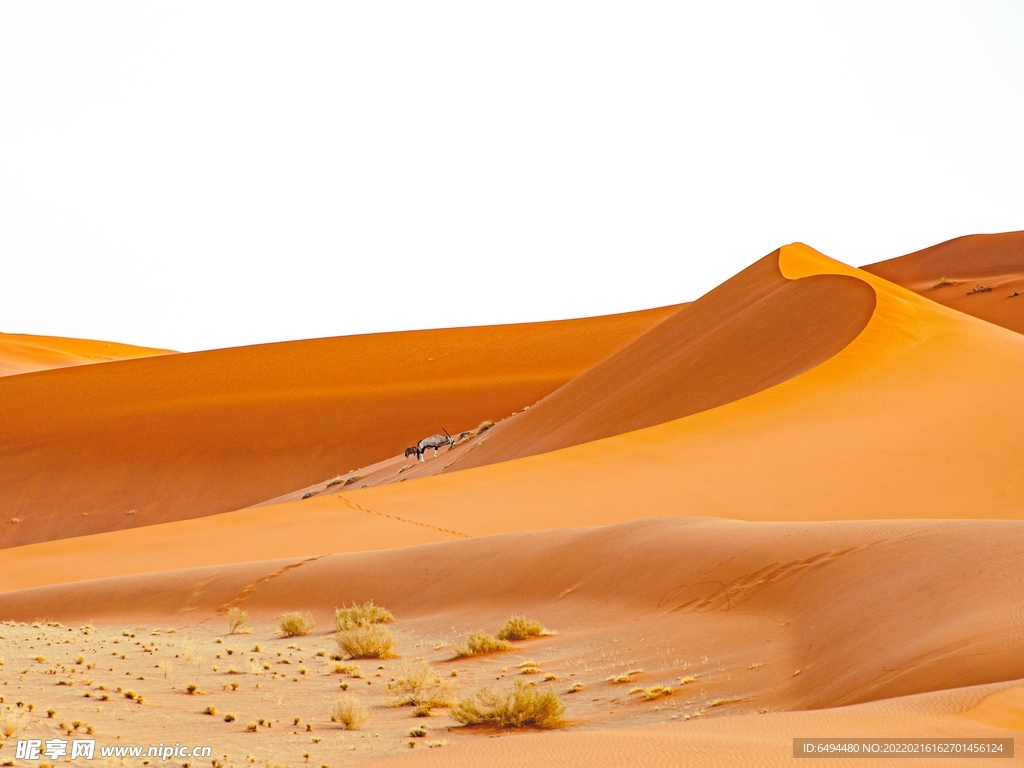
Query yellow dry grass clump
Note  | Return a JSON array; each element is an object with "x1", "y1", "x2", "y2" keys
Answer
[
  {"x1": 227, "y1": 607, "x2": 251, "y2": 635},
  {"x1": 337, "y1": 625, "x2": 397, "y2": 659},
  {"x1": 334, "y1": 601, "x2": 394, "y2": 631},
  {"x1": 385, "y1": 660, "x2": 456, "y2": 711},
  {"x1": 496, "y1": 615, "x2": 550, "y2": 641},
  {"x1": 279, "y1": 612, "x2": 315, "y2": 637},
  {"x1": 453, "y1": 631, "x2": 511, "y2": 658},
  {"x1": 451, "y1": 680, "x2": 565, "y2": 729},
  {"x1": 330, "y1": 695, "x2": 369, "y2": 730}
]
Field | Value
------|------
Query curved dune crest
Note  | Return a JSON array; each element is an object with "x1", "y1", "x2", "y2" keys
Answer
[
  {"x1": 0, "y1": 307, "x2": 678, "y2": 548},
  {"x1": 863, "y1": 230, "x2": 1024, "y2": 334},
  {"x1": 0, "y1": 331, "x2": 172, "y2": 377},
  {"x1": 448, "y1": 249, "x2": 875, "y2": 469}
]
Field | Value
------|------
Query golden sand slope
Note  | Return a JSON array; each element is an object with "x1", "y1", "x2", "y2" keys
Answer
[
  {"x1": 0, "y1": 307, "x2": 676, "y2": 548},
  {"x1": 864, "y1": 230, "x2": 1024, "y2": 334},
  {"x1": 451, "y1": 250, "x2": 874, "y2": 467},
  {"x1": 0, "y1": 331, "x2": 171, "y2": 377},
  {"x1": 4, "y1": 244, "x2": 1022, "y2": 586},
  {"x1": 367, "y1": 683, "x2": 1024, "y2": 768},
  {"x1": 3, "y1": 517, "x2": 1023, "y2": 710}
]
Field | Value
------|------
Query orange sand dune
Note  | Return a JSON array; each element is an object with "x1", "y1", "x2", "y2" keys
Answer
[
  {"x1": 864, "y1": 230, "x2": 1024, "y2": 334},
  {"x1": 368, "y1": 682, "x2": 1024, "y2": 768},
  {"x1": 448, "y1": 249, "x2": 874, "y2": 468},
  {"x1": 0, "y1": 306, "x2": 677, "y2": 548},
  {"x1": 0, "y1": 331, "x2": 172, "y2": 377},
  {"x1": 3, "y1": 517, "x2": 1023, "y2": 712},
  {"x1": 286, "y1": 242, "x2": 1023, "y2": 531},
  {"x1": 3, "y1": 244, "x2": 1022, "y2": 583}
]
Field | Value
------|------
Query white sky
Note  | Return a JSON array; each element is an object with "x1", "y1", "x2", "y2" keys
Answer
[{"x1": 1, "y1": 2, "x2": 1022, "y2": 352}]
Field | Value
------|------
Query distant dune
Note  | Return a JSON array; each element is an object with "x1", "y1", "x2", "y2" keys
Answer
[
  {"x1": 864, "y1": 230, "x2": 1024, "y2": 334},
  {"x1": 0, "y1": 331, "x2": 172, "y2": 377},
  {"x1": 0, "y1": 307, "x2": 677, "y2": 547}
]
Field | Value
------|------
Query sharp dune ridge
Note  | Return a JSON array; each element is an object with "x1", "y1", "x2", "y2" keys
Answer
[
  {"x1": 2, "y1": 231, "x2": 1022, "y2": 767},
  {"x1": 0, "y1": 330, "x2": 173, "y2": 377}
]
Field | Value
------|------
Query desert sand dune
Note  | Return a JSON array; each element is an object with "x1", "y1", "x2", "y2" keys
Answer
[
  {"x1": 3, "y1": 517, "x2": 1023, "y2": 712},
  {"x1": 864, "y1": 230, "x2": 1024, "y2": 334},
  {"x1": 4, "y1": 243, "x2": 1023, "y2": 585},
  {"x1": 367, "y1": 682, "x2": 1024, "y2": 768},
  {"x1": 0, "y1": 306, "x2": 677, "y2": 548},
  {"x1": 447, "y1": 249, "x2": 875, "y2": 468},
  {"x1": 0, "y1": 331, "x2": 172, "y2": 377}
]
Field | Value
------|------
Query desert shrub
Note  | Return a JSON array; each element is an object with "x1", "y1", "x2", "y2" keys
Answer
[
  {"x1": 330, "y1": 695, "x2": 369, "y2": 730},
  {"x1": 278, "y1": 612, "x2": 315, "y2": 637},
  {"x1": 452, "y1": 631, "x2": 510, "y2": 658},
  {"x1": 477, "y1": 420, "x2": 494, "y2": 433},
  {"x1": 227, "y1": 607, "x2": 250, "y2": 635},
  {"x1": 334, "y1": 601, "x2": 394, "y2": 631},
  {"x1": 496, "y1": 616, "x2": 548, "y2": 641},
  {"x1": 336, "y1": 625, "x2": 397, "y2": 659},
  {"x1": 1, "y1": 712, "x2": 23, "y2": 739},
  {"x1": 385, "y1": 660, "x2": 455, "y2": 710},
  {"x1": 450, "y1": 680, "x2": 565, "y2": 729},
  {"x1": 641, "y1": 686, "x2": 673, "y2": 700}
]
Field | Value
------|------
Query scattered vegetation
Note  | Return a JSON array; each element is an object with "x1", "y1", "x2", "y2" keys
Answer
[
  {"x1": 334, "y1": 601, "x2": 394, "y2": 631},
  {"x1": 933, "y1": 276, "x2": 956, "y2": 288},
  {"x1": 969, "y1": 284, "x2": 993, "y2": 294},
  {"x1": 336, "y1": 625, "x2": 397, "y2": 659},
  {"x1": 223, "y1": 713, "x2": 236, "y2": 723},
  {"x1": 567, "y1": 682, "x2": 583, "y2": 693},
  {"x1": 1, "y1": 712, "x2": 23, "y2": 739},
  {"x1": 385, "y1": 660, "x2": 455, "y2": 711},
  {"x1": 227, "y1": 607, "x2": 251, "y2": 635},
  {"x1": 204, "y1": 706, "x2": 217, "y2": 716},
  {"x1": 452, "y1": 631, "x2": 510, "y2": 658},
  {"x1": 451, "y1": 680, "x2": 565, "y2": 729},
  {"x1": 640, "y1": 685, "x2": 673, "y2": 700},
  {"x1": 606, "y1": 669, "x2": 643, "y2": 684},
  {"x1": 330, "y1": 695, "x2": 369, "y2": 730},
  {"x1": 496, "y1": 616, "x2": 549, "y2": 642},
  {"x1": 477, "y1": 420, "x2": 494, "y2": 434},
  {"x1": 279, "y1": 612, "x2": 316, "y2": 637}
]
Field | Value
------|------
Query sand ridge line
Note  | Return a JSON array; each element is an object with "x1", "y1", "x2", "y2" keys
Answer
[
  {"x1": 333, "y1": 493, "x2": 471, "y2": 539},
  {"x1": 218, "y1": 555, "x2": 326, "y2": 613},
  {"x1": 670, "y1": 544, "x2": 872, "y2": 613}
]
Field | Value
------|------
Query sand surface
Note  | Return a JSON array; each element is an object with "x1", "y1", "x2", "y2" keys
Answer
[
  {"x1": 864, "y1": 230, "x2": 1024, "y2": 334},
  {"x1": 2, "y1": 232, "x2": 1022, "y2": 767},
  {"x1": 0, "y1": 331, "x2": 171, "y2": 377},
  {"x1": 0, "y1": 307, "x2": 676, "y2": 548}
]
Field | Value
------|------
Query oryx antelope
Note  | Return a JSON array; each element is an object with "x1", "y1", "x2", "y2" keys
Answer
[{"x1": 415, "y1": 432, "x2": 456, "y2": 462}]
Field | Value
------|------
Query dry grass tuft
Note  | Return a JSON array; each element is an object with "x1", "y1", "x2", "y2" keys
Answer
[
  {"x1": 385, "y1": 660, "x2": 455, "y2": 710},
  {"x1": 330, "y1": 695, "x2": 369, "y2": 730},
  {"x1": 641, "y1": 685, "x2": 673, "y2": 700},
  {"x1": 969, "y1": 283, "x2": 993, "y2": 294},
  {"x1": 336, "y1": 625, "x2": 397, "y2": 659},
  {"x1": 476, "y1": 420, "x2": 494, "y2": 433},
  {"x1": 451, "y1": 680, "x2": 565, "y2": 729},
  {"x1": 227, "y1": 607, "x2": 251, "y2": 635},
  {"x1": 933, "y1": 276, "x2": 956, "y2": 288},
  {"x1": 334, "y1": 601, "x2": 394, "y2": 631},
  {"x1": 496, "y1": 616, "x2": 549, "y2": 642},
  {"x1": 452, "y1": 631, "x2": 510, "y2": 658},
  {"x1": 279, "y1": 612, "x2": 316, "y2": 637},
  {"x1": 1, "y1": 712, "x2": 24, "y2": 739}
]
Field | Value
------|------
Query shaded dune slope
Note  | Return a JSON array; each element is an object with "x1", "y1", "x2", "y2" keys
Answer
[
  {"x1": 0, "y1": 306, "x2": 677, "y2": 548},
  {"x1": 0, "y1": 331, "x2": 172, "y2": 377},
  {"x1": 3, "y1": 517, "x2": 1023, "y2": 713},
  {"x1": 449, "y1": 250, "x2": 875, "y2": 469},
  {"x1": 864, "y1": 230, "x2": 1024, "y2": 334}
]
